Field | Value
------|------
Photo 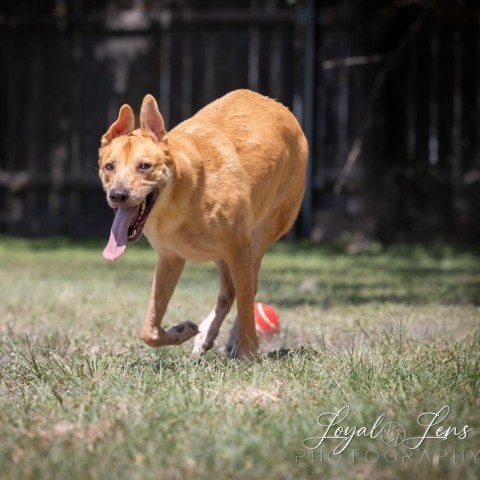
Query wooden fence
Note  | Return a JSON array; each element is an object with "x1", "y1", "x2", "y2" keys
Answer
[{"x1": 0, "y1": 0, "x2": 479, "y2": 242}]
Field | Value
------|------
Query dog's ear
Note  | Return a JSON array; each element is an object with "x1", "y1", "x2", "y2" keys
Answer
[
  {"x1": 140, "y1": 94, "x2": 167, "y2": 142},
  {"x1": 101, "y1": 104, "x2": 135, "y2": 147}
]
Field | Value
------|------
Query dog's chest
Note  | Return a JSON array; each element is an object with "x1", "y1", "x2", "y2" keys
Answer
[{"x1": 144, "y1": 222, "x2": 220, "y2": 262}]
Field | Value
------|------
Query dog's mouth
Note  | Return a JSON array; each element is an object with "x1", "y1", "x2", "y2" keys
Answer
[
  {"x1": 103, "y1": 189, "x2": 158, "y2": 261},
  {"x1": 126, "y1": 190, "x2": 158, "y2": 242}
]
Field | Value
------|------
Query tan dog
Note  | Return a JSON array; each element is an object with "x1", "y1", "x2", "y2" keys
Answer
[{"x1": 98, "y1": 90, "x2": 307, "y2": 359}]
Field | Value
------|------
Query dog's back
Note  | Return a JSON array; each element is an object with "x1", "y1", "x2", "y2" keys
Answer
[{"x1": 168, "y1": 89, "x2": 308, "y2": 243}]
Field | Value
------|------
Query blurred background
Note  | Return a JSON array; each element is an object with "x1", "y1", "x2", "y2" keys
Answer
[{"x1": 0, "y1": 0, "x2": 479, "y2": 244}]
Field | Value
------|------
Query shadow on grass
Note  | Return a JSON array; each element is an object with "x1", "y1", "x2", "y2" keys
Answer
[
  {"x1": 265, "y1": 345, "x2": 325, "y2": 361},
  {"x1": 260, "y1": 261, "x2": 480, "y2": 307}
]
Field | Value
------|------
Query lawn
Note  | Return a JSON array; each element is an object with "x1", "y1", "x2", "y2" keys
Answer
[{"x1": 0, "y1": 238, "x2": 479, "y2": 479}]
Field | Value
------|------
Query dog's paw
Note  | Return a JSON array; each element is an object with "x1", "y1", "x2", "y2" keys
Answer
[
  {"x1": 225, "y1": 343, "x2": 258, "y2": 361},
  {"x1": 192, "y1": 327, "x2": 219, "y2": 355},
  {"x1": 164, "y1": 321, "x2": 199, "y2": 345},
  {"x1": 142, "y1": 321, "x2": 198, "y2": 347},
  {"x1": 225, "y1": 342, "x2": 238, "y2": 358}
]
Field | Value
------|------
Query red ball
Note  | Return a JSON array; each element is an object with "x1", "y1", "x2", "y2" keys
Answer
[{"x1": 254, "y1": 302, "x2": 280, "y2": 335}]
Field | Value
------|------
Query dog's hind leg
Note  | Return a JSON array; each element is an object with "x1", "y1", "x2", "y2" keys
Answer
[
  {"x1": 225, "y1": 223, "x2": 279, "y2": 357},
  {"x1": 224, "y1": 245, "x2": 259, "y2": 360},
  {"x1": 192, "y1": 260, "x2": 236, "y2": 355},
  {"x1": 225, "y1": 262, "x2": 262, "y2": 359},
  {"x1": 140, "y1": 253, "x2": 199, "y2": 347}
]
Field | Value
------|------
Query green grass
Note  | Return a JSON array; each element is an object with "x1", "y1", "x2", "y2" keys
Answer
[{"x1": 0, "y1": 238, "x2": 479, "y2": 479}]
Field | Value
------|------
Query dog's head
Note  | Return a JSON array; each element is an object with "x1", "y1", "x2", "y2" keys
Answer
[{"x1": 98, "y1": 95, "x2": 174, "y2": 261}]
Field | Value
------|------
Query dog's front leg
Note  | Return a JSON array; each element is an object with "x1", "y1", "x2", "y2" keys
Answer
[
  {"x1": 226, "y1": 246, "x2": 259, "y2": 360},
  {"x1": 140, "y1": 253, "x2": 198, "y2": 347}
]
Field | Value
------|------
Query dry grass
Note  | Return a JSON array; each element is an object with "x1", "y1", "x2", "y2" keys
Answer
[{"x1": 0, "y1": 239, "x2": 479, "y2": 479}]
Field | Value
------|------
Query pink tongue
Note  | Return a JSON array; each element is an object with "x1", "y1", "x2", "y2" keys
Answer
[{"x1": 103, "y1": 207, "x2": 138, "y2": 261}]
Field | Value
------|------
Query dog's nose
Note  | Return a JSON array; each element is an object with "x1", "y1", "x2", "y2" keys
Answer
[{"x1": 109, "y1": 188, "x2": 130, "y2": 204}]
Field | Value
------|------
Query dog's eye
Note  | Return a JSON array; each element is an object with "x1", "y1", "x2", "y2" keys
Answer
[
  {"x1": 138, "y1": 163, "x2": 152, "y2": 171},
  {"x1": 104, "y1": 163, "x2": 114, "y2": 171}
]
